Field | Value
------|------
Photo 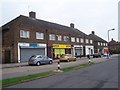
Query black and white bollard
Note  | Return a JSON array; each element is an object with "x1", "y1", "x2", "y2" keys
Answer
[
  {"x1": 58, "y1": 61, "x2": 61, "y2": 71},
  {"x1": 88, "y1": 59, "x2": 91, "y2": 65}
]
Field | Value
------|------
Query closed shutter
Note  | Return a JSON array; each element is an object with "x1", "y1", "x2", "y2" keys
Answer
[{"x1": 20, "y1": 48, "x2": 45, "y2": 62}]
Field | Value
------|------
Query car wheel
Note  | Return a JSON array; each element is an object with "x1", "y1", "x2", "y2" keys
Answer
[
  {"x1": 36, "y1": 62, "x2": 41, "y2": 66},
  {"x1": 49, "y1": 61, "x2": 53, "y2": 64}
]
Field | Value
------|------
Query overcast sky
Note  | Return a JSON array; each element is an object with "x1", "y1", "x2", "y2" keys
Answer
[{"x1": 0, "y1": 0, "x2": 119, "y2": 41}]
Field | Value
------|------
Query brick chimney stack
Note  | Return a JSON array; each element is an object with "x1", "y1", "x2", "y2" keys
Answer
[
  {"x1": 92, "y1": 31, "x2": 95, "y2": 35},
  {"x1": 70, "y1": 23, "x2": 74, "y2": 28},
  {"x1": 29, "y1": 11, "x2": 36, "y2": 19}
]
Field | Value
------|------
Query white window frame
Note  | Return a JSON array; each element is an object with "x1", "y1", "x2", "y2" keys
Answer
[
  {"x1": 57, "y1": 35, "x2": 62, "y2": 41},
  {"x1": 90, "y1": 40, "x2": 93, "y2": 44},
  {"x1": 49, "y1": 34, "x2": 55, "y2": 40},
  {"x1": 64, "y1": 36, "x2": 69, "y2": 42},
  {"x1": 98, "y1": 42, "x2": 100, "y2": 46},
  {"x1": 71, "y1": 37, "x2": 75, "y2": 42},
  {"x1": 20, "y1": 30, "x2": 30, "y2": 38},
  {"x1": 106, "y1": 43, "x2": 108, "y2": 46},
  {"x1": 86, "y1": 39, "x2": 89, "y2": 44},
  {"x1": 76, "y1": 38, "x2": 79, "y2": 42},
  {"x1": 80, "y1": 38, "x2": 84, "y2": 43},
  {"x1": 36, "y1": 32, "x2": 44, "y2": 40}
]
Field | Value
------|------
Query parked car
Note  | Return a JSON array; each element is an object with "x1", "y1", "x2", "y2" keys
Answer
[
  {"x1": 93, "y1": 53, "x2": 101, "y2": 58},
  {"x1": 59, "y1": 54, "x2": 76, "y2": 62},
  {"x1": 103, "y1": 53, "x2": 109, "y2": 57},
  {"x1": 28, "y1": 55, "x2": 53, "y2": 66}
]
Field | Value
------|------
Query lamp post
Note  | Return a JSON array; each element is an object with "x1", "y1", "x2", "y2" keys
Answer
[{"x1": 108, "y1": 28, "x2": 115, "y2": 42}]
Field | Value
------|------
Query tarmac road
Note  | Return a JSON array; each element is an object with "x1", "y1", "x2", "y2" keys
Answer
[
  {"x1": 6, "y1": 55, "x2": 119, "y2": 88},
  {"x1": 2, "y1": 56, "x2": 108, "y2": 79}
]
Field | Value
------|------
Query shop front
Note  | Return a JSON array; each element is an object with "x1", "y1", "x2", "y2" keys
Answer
[
  {"x1": 85, "y1": 45, "x2": 94, "y2": 56},
  {"x1": 52, "y1": 44, "x2": 72, "y2": 59},
  {"x1": 18, "y1": 42, "x2": 47, "y2": 63},
  {"x1": 73, "y1": 45, "x2": 83, "y2": 57}
]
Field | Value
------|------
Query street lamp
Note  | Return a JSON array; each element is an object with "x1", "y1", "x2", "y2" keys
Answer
[{"x1": 108, "y1": 28, "x2": 115, "y2": 42}]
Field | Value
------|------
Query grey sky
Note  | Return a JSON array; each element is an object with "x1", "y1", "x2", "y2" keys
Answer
[{"x1": 1, "y1": 0, "x2": 119, "y2": 41}]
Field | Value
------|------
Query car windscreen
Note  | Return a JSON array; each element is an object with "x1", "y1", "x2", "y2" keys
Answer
[{"x1": 30, "y1": 55, "x2": 37, "y2": 59}]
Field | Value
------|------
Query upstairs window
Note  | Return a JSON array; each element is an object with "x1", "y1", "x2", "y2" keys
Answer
[
  {"x1": 90, "y1": 40, "x2": 93, "y2": 44},
  {"x1": 81, "y1": 38, "x2": 84, "y2": 43},
  {"x1": 86, "y1": 39, "x2": 89, "y2": 44},
  {"x1": 57, "y1": 35, "x2": 62, "y2": 41},
  {"x1": 106, "y1": 43, "x2": 108, "y2": 46},
  {"x1": 76, "y1": 38, "x2": 79, "y2": 42},
  {"x1": 20, "y1": 30, "x2": 30, "y2": 38},
  {"x1": 64, "y1": 36, "x2": 69, "y2": 42},
  {"x1": 98, "y1": 42, "x2": 100, "y2": 46},
  {"x1": 49, "y1": 34, "x2": 55, "y2": 40},
  {"x1": 71, "y1": 37, "x2": 75, "y2": 42},
  {"x1": 36, "y1": 32, "x2": 44, "y2": 39}
]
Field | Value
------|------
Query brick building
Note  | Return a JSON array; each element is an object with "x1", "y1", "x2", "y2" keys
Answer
[
  {"x1": 2, "y1": 11, "x2": 94, "y2": 63},
  {"x1": 108, "y1": 38, "x2": 120, "y2": 54},
  {"x1": 89, "y1": 31, "x2": 108, "y2": 54}
]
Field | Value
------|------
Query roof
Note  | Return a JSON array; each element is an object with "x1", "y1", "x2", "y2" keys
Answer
[
  {"x1": 89, "y1": 33, "x2": 107, "y2": 42},
  {"x1": 2, "y1": 15, "x2": 87, "y2": 37},
  {"x1": 108, "y1": 39, "x2": 119, "y2": 46}
]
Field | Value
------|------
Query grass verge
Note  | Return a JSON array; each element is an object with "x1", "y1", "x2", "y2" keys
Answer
[{"x1": 1, "y1": 62, "x2": 94, "y2": 87}]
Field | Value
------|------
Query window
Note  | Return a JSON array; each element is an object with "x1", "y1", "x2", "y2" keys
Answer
[
  {"x1": 71, "y1": 37, "x2": 75, "y2": 42},
  {"x1": 20, "y1": 30, "x2": 30, "y2": 38},
  {"x1": 64, "y1": 36, "x2": 69, "y2": 42},
  {"x1": 90, "y1": 40, "x2": 93, "y2": 44},
  {"x1": 57, "y1": 35, "x2": 62, "y2": 41},
  {"x1": 98, "y1": 42, "x2": 100, "y2": 46},
  {"x1": 36, "y1": 32, "x2": 44, "y2": 39},
  {"x1": 104, "y1": 43, "x2": 105, "y2": 46},
  {"x1": 81, "y1": 38, "x2": 84, "y2": 43},
  {"x1": 76, "y1": 38, "x2": 79, "y2": 42},
  {"x1": 49, "y1": 34, "x2": 55, "y2": 40},
  {"x1": 86, "y1": 39, "x2": 89, "y2": 43},
  {"x1": 106, "y1": 43, "x2": 108, "y2": 46},
  {"x1": 101, "y1": 43, "x2": 103, "y2": 46}
]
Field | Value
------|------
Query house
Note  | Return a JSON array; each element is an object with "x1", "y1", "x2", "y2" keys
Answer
[
  {"x1": 108, "y1": 38, "x2": 120, "y2": 54},
  {"x1": 2, "y1": 11, "x2": 94, "y2": 63},
  {"x1": 89, "y1": 31, "x2": 108, "y2": 54}
]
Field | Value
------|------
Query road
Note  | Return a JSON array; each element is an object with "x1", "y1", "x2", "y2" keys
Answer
[
  {"x1": 6, "y1": 55, "x2": 119, "y2": 88},
  {"x1": 2, "y1": 56, "x2": 108, "y2": 79}
]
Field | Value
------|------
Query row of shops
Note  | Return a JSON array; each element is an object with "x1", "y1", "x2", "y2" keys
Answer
[{"x1": 17, "y1": 42, "x2": 94, "y2": 63}]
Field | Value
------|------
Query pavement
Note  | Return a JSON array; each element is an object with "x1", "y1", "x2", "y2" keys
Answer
[
  {"x1": 1, "y1": 57, "x2": 88, "y2": 69},
  {"x1": 1, "y1": 54, "x2": 119, "y2": 69}
]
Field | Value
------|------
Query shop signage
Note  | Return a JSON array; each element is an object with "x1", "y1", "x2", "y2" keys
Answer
[
  {"x1": 18, "y1": 43, "x2": 46, "y2": 47},
  {"x1": 53, "y1": 44, "x2": 71, "y2": 48}
]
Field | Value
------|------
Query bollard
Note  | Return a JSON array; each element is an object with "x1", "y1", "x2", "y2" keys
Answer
[
  {"x1": 88, "y1": 59, "x2": 91, "y2": 65},
  {"x1": 58, "y1": 61, "x2": 60, "y2": 71}
]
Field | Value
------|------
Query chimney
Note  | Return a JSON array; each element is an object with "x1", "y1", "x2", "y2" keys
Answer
[
  {"x1": 92, "y1": 31, "x2": 95, "y2": 35},
  {"x1": 70, "y1": 23, "x2": 74, "y2": 28},
  {"x1": 29, "y1": 11, "x2": 36, "y2": 19}
]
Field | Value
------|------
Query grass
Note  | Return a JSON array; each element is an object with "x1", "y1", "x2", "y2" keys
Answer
[
  {"x1": 1, "y1": 71, "x2": 54, "y2": 87},
  {"x1": 1, "y1": 62, "x2": 94, "y2": 87},
  {"x1": 62, "y1": 62, "x2": 94, "y2": 72}
]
